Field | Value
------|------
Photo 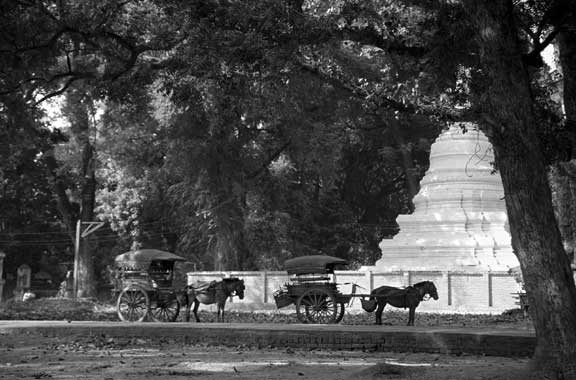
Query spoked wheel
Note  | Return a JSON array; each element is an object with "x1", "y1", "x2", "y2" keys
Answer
[
  {"x1": 117, "y1": 286, "x2": 150, "y2": 322},
  {"x1": 150, "y1": 292, "x2": 180, "y2": 322},
  {"x1": 296, "y1": 288, "x2": 338, "y2": 324},
  {"x1": 334, "y1": 302, "x2": 345, "y2": 323}
]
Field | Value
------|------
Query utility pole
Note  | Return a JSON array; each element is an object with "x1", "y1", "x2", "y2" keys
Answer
[{"x1": 73, "y1": 220, "x2": 104, "y2": 298}]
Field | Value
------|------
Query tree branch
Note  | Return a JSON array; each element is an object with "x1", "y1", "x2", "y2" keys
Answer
[
  {"x1": 295, "y1": 56, "x2": 416, "y2": 114},
  {"x1": 33, "y1": 76, "x2": 83, "y2": 105}
]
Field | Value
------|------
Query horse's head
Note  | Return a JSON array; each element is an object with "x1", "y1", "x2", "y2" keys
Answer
[
  {"x1": 425, "y1": 281, "x2": 438, "y2": 300},
  {"x1": 224, "y1": 278, "x2": 245, "y2": 300},
  {"x1": 236, "y1": 279, "x2": 245, "y2": 300},
  {"x1": 413, "y1": 281, "x2": 438, "y2": 301}
]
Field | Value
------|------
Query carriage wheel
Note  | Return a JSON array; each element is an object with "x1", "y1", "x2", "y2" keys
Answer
[
  {"x1": 296, "y1": 288, "x2": 338, "y2": 324},
  {"x1": 117, "y1": 286, "x2": 150, "y2": 322},
  {"x1": 334, "y1": 302, "x2": 345, "y2": 323},
  {"x1": 150, "y1": 292, "x2": 180, "y2": 322}
]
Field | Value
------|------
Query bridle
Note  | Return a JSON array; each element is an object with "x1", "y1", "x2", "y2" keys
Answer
[
  {"x1": 226, "y1": 280, "x2": 244, "y2": 297},
  {"x1": 416, "y1": 282, "x2": 434, "y2": 301}
]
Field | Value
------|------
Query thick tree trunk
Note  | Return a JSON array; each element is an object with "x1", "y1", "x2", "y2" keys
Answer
[
  {"x1": 549, "y1": 162, "x2": 576, "y2": 264},
  {"x1": 552, "y1": 21, "x2": 576, "y2": 264},
  {"x1": 207, "y1": 182, "x2": 252, "y2": 271},
  {"x1": 558, "y1": 22, "x2": 576, "y2": 130},
  {"x1": 204, "y1": 86, "x2": 253, "y2": 272},
  {"x1": 211, "y1": 220, "x2": 249, "y2": 271},
  {"x1": 464, "y1": 1, "x2": 576, "y2": 378}
]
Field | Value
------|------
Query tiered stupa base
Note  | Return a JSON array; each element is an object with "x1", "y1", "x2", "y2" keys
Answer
[{"x1": 372, "y1": 123, "x2": 519, "y2": 272}]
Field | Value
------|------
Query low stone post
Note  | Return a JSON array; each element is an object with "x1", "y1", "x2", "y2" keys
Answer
[
  {"x1": 15, "y1": 264, "x2": 31, "y2": 301},
  {"x1": 57, "y1": 270, "x2": 74, "y2": 298}
]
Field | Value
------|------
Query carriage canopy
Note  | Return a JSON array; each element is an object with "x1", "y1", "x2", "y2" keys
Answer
[
  {"x1": 114, "y1": 249, "x2": 187, "y2": 271},
  {"x1": 284, "y1": 255, "x2": 348, "y2": 276}
]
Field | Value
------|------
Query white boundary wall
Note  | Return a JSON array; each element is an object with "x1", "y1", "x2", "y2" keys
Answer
[{"x1": 187, "y1": 270, "x2": 524, "y2": 314}]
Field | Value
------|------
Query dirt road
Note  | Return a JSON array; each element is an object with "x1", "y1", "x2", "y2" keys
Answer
[{"x1": 0, "y1": 333, "x2": 531, "y2": 380}]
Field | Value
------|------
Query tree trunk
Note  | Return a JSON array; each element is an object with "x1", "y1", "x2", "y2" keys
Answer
[
  {"x1": 558, "y1": 20, "x2": 576, "y2": 132},
  {"x1": 64, "y1": 89, "x2": 98, "y2": 298},
  {"x1": 204, "y1": 84, "x2": 253, "y2": 272},
  {"x1": 210, "y1": 218, "x2": 250, "y2": 271},
  {"x1": 552, "y1": 20, "x2": 576, "y2": 264},
  {"x1": 549, "y1": 162, "x2": 576, "y2": 264},
  {"x1": 464, "y1": 1, "x2": 576, "y2": 378},
  {"x1": 76, "y1": 142, "x2": 97, "y2": 298},
  {"x1": 44, "y1": 150, "x2": 77, "y2": 243},
  {"x1": 206, "y1": 180, "x2": 252, "y2": 271}
]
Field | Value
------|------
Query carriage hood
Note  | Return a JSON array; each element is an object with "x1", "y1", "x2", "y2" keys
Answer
[
  {"x1": 284, "y1": 255, "x2": 348, "y2": 275},
  {"x1": 114, "y1": 249, "x2": 187, "y2": 270}
]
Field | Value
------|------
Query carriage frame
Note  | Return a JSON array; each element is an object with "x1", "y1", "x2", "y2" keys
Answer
[
  {"x1": 113, "y1": 249, "x2": 187, "y2": 322},
  {"x1": 273, "y1": 255, "x2": 367, "y2": 324}
]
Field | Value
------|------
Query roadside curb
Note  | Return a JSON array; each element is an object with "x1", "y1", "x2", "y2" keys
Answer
[{"x1": 0, "y1": 321, "x2": 535, "y2": 357}]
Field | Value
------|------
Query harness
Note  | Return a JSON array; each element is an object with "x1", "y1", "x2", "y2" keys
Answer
[
  {"x1": 414, "y1": 282, "x2": 434, "y2": 301},
  {"x1": 397, "y1": 285, "x2": 429, "y2": 308},
  {"x1": 188, "y1": 280, "x2": 218, "y2": 295}
]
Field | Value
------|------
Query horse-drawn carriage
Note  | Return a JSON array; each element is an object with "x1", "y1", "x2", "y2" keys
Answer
[
  {"x1": 113, "y1": 249, "x2": 187, "y2": 322},
  {"x1": 273, "y1": 255, "x2": 354, "y2": 324},
  {"x1": 113, "y1": 249, "x2": 245, "y2": 323},
  {"x1": 274, "y1": 255, "x2": 438, "y2": 325}
]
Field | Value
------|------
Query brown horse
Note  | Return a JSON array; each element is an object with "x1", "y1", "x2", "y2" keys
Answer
[
  {"x1": 366, "y1": 281, "x2": 438, "y2": 326},
  {"x1": 180, "y1": 278, "x2": 245, "y2": 322}
]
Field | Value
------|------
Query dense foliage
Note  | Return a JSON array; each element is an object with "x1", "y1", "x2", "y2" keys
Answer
[{"x1": 1, "y1": 0, "x2": 448, "y2": 279}]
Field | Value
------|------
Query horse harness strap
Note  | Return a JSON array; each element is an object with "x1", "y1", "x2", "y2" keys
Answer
[
  {"x1": 402, "y1": 287, "x2": 411, "y2": 309},
  {"x1": 415, "y1": 283, "x2": 430, "y2": 301},
  {"x1": 189, "y1": 280, "x2": 218, "y2": 294}
]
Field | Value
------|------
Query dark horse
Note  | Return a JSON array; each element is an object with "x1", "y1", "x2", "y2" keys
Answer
[
  {"x1": 365, "y1": 281, "x2": 438, "y2": 326},
  {"x1": 180, "y1": 278, "x2": 245, "y2": 322}
]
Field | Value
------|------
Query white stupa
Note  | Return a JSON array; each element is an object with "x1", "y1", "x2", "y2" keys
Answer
[{"x1": 373, "y1": 123, "x2": 519, "y2": 272}]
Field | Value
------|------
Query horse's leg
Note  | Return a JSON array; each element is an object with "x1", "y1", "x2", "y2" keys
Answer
[
  {"x1": 184, "y1": 297, "x2": 192, "y2": 322},
  {"x1": 408, "y1": 307, "x2": 415, "y2": 326},
  {"x1": 217, "y1": 298, "x2": 226, "y2": 322},
  {"x1": 193, "y1": 300, "x2": 201, "y2": 322},
  {"x1": 180, "y1": 288, "x2": 194, "y2": 322},
  {"x1": 178, "y1": 293, "x2": 189, "y2": 322},
  {"x1": 375, "y1": 300, "x2": 385, "y2": 325}
]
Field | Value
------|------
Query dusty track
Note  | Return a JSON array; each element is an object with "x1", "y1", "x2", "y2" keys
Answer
[
  {"x1": 0, "y1": 320, "x2": 535, "y2": 357},
  {"x1": 0, "y1": 328, "x2": 531, "y2": 380}
]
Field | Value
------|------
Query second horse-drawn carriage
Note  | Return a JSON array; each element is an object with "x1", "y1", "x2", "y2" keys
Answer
[
  {"x1": 274, "y1": 255, "x2": 355, "y2": 324},
  {"x1": 274, "y1": 255, "x2": 438, "y2": 325}
]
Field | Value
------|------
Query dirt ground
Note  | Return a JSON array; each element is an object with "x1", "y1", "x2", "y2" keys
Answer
[{"x1": 0, "y1": 333, "x2": 532, "y2": 380}]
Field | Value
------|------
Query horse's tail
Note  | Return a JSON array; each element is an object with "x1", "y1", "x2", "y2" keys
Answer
[{"x1": 176, "y1": 285, "x2": 195, "y2": 306}]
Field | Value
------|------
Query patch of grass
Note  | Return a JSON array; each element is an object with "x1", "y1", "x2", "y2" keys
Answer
[{"x1": 0, "y1": 298, "x2": 116, "y2": 321}]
